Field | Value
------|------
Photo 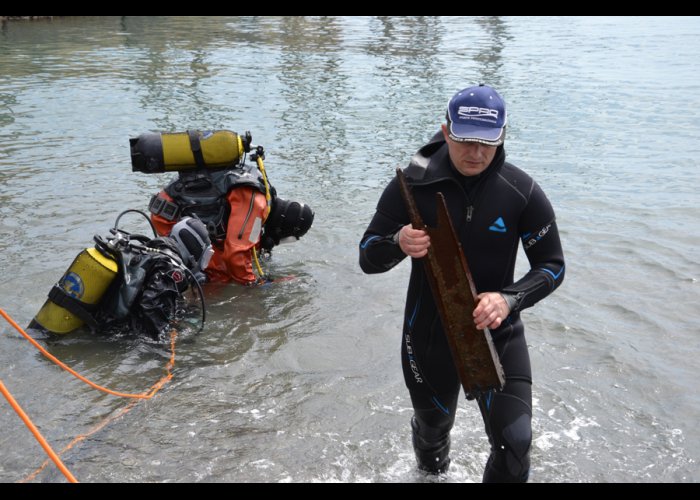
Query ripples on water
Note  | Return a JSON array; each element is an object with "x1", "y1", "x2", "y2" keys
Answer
[{"x1": 0, "y1": 16, "x2": 698, "y2": 483}]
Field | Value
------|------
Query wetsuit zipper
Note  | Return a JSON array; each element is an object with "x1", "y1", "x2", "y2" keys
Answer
[{"x1": 238, "y1": 191, "x2": 256, "y2": 239}]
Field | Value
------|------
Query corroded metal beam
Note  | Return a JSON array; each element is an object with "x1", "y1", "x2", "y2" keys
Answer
[{"x1": 397, "y1": 168, "x2": 504, "y2": 396}]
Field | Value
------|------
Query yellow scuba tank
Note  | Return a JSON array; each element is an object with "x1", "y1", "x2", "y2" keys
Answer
[
  {"x1": 32, "y1": 247, "x2": 118, "y2": 334},
  {"x1": 130, "y1": 130, "x2": 250, "y2": 173}
]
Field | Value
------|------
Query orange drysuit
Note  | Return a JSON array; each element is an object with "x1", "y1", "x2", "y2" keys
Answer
[{"x1": 151, "y1": 187, "x2": 267, "y2": 285}]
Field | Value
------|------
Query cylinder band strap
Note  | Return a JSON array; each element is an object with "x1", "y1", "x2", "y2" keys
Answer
[
  {"x1": 187, "y1": 130, "x2": 206, "y2": 169},
  {"x1": 47, "y1": 286, "x2": 99, "y2": 330}
]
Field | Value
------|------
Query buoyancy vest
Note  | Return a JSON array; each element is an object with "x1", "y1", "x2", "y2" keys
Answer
[{"x1": 150, "y1": 163, "x2": 269, "y2": 243}]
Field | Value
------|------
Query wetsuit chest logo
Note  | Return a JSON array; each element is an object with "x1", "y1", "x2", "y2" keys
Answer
[{"x1": 489, "y1": 217, "x2": 507, "y2": 233}]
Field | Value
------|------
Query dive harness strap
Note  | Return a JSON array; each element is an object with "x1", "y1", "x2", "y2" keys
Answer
[
  {"x1": 188, "y1": 130, "x2": 206, "y2": 170},
  {"x1": 149, "y1": 194, "x2": 180, "y2": 222},
  {"x1": 148, "y1": 130, "x2": 207, "y2": 223},
  {"x1": 47, "y1": 286, "x2": 99, "y2": 330}
]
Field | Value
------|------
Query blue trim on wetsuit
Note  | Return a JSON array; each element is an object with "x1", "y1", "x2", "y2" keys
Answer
[
  {"x1": 541, "y1": 265, "x2": 565, "y2": 281},
  {"x1": 360, "y1": 235, "x2": 381, "y2": 249},
  {"x1": 432, "y1": 396, "x2": 450, "y2": 415}
]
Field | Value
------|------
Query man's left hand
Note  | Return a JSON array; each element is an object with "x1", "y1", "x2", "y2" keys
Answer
[{"x1": 473, "y1": 292, "x2": 510, "y2": 330}]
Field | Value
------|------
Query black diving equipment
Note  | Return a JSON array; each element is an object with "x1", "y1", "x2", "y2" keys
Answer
[
  {"x1": 260, "y1": 198, "x2": 315, "y2": 251},
  {"x1": 30, "y1": 210, "x2": 209, "y2": 337}
]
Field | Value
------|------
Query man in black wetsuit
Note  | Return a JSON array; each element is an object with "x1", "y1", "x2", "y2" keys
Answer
[{"x1": 359, "y1": 84, "x2": 565, "y2": 482}]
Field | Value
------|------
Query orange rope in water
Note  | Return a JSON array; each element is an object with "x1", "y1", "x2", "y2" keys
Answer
[
  {"x1": 0, "y1": 379, "x2": 78, "y2": 483},
  {"x1": 20, "y1": 399, "x2": 139, "y2": 483},
  {"x1": 0, "y1": 307, "x2": 178, "y2": 482},
  {"x1": 0, "y1": 307, "x2": 169, "y2": 399}
]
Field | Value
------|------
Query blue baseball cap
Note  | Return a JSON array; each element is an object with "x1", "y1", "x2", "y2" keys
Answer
[{"x1": 446, "y1": 84, "x2": 507, "y2": 146}]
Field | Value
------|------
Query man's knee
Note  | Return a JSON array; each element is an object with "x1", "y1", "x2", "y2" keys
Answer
[{"x1": 484, "y1": 399, "x2": 532, "y2": 482}]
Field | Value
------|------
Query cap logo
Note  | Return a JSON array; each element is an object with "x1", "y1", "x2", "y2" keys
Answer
[{"x1": 457, "y1": 106, "x2": 499, "y2": 124}]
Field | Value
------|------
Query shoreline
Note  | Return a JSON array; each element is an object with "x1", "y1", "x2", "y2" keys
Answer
[{"x1": 0, "y1": 16, "x2": 58, "y2": 21}]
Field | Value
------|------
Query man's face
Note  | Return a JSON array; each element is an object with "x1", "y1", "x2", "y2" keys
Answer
[{"x1": 441, "y1": 124, "x2": 498, "y2": 177}]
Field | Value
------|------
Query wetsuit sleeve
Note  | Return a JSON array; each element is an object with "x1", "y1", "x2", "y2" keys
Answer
[
  {"x1": 502, "y1": 182, "x2": 565, "y2": 313},
  {"x1": 205, "y1": 187, "x2": 267, "y2": 285},
  {"x1": 359, "y1": 177, "x2": 410, "y2": 274}
]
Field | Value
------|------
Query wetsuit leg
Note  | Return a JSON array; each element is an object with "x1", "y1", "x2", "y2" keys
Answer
[
  {"x1": 478, "y1": 321, "x2": 532, "y2": 483},
  {"x1": 408, "y1": 388, "x2": 460, "y2": 474}
]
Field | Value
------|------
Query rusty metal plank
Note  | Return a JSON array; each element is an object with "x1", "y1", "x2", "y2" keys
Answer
[{"x1": 397, "y1": 167, "x2": 505, "y2": 396}]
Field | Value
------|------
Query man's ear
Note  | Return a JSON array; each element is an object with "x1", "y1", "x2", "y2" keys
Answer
[{"x1": 441, "y1": 123, "x2": 449, "y2": 140}]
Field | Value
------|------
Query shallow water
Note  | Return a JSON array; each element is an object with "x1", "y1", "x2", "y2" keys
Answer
[{"x1": 0, "y1": 16, "x2": 698, "y2": 483}]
